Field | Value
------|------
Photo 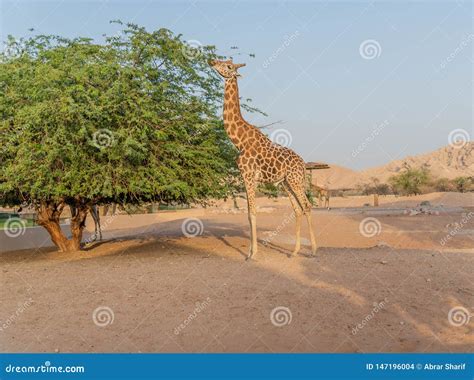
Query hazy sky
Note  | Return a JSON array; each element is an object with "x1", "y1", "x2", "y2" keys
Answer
[{"x1": 1, "y1": 0, "x2": 472, "y2": 170}]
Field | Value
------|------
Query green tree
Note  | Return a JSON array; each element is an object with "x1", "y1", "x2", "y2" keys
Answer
[
  {"x1": 453, "y1": 176, "x2": 472, "y2": 193},
  {"x1": 0, "y1": 24, "x2": 246, "y2": 251},
  {"x1": 433, "y1": 177, "x2": 453, "y2": 192},
  {"x1": 388, "y1": 167, "x2": 430, "y2": 195}
]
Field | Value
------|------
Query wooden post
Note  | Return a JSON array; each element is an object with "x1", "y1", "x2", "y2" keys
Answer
[{"x1": 374, "y1": 193, "x2": 379, "y2": 207}]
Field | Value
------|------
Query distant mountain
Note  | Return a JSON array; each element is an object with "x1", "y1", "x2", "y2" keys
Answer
[
  {"x1": 309, "y1": 164, "x2": 360, "y2": 189},
  {"x1": 311, "y1": 143, "x2": 473, "y2": 190}
]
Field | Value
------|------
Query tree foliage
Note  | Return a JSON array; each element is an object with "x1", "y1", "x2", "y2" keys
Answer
[
  {"x1": 388, "y1": 167, "x2": 430, "y2": 195},
  {"x1": 0, "y1": 23, "x2": 245, "y2": 250},
  {"x1": 452, "y1": 176, "x2": 472, "y2": 193},
  {"x1": 356, "y1": 177, "x2": 391, "y2": 195}
]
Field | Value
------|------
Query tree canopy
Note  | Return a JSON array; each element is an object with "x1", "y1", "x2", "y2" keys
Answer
[{"x1": 388, "y1": 167, "x2": 430, "y2": 195}]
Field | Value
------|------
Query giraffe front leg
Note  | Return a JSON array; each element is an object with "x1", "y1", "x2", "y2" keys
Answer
[{"x1": 243, "y1": 178, "x2": 257, "y2": 261}]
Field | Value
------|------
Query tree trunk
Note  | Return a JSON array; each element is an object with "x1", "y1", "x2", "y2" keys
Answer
[
  {"x1": 36, "y1": 200, "x2": 88, "y2": 252},
  {"x1": 70, "y1": 205, "x2": 88, "y2": 250}
]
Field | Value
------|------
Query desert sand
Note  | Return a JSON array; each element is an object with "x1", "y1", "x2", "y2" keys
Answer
[{"x1": 0, "y1": 192, "x2": 473, "y2": 353}]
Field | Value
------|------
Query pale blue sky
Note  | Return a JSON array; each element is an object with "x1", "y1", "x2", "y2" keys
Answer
[{"x1": 1, "y1": 0, "x2": 472, "y2": 170}]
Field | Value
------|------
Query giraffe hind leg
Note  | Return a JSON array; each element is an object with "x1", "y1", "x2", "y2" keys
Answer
[
  {"x1": 282, "y1": 182, "x2": 303, "y2": 257},
  {"x1": 285, "y1": 179, "x2": 318, "y2": 255}
]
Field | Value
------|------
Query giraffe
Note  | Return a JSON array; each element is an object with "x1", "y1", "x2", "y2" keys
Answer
[
  {"x1": 311, "y1": 185, "x2": 330, "y2": 209},
  {"x1": 210, "y1": 59, "x2": 317, "y2": 260},
  {"x1": 69, "y1": 204, "x2": 102, "y2": 244}
]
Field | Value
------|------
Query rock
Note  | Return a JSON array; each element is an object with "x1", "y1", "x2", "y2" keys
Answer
[
  {"x1": 380, "y1": 260, "x2": 388, "y2": 265},
  {"x1": 426, "y1": 278, "x2": 431, "y2": 282},
  {"x1": 400, "y1": 321, "x2": 405, "y2": 325},
  {"x1": 54, "y1": 348, "x2": 59, "y2": 353}
]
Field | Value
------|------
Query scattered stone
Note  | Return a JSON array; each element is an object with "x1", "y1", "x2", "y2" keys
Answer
[
  {"x1": 376, "y1": 241, "x2": 390, "y2": 248},
  {"x1": 380, "y1": 260, "x2": 388, "y2": 265},
  {"x1": 54, "y1": 348, "x2": 59, "y2": 353},
  {"x1": 408, "y1": 203, "x2": 444, "y2": 216},
  {"x1": 400, "y1": 321, "x2": 405, "y2": 326},
  {"x1": 426, "y1": 278, "x2": 431, "y2": 282}
]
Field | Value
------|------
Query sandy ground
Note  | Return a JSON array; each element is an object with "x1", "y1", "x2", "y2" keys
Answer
[{"x1": 0, "y1": 192, "x2": 473, "y2": 353}]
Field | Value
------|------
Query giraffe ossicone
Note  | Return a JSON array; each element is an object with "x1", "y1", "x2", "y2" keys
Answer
[{"x1": 210, "y1": 59, "x2": 318, "y2": 260}]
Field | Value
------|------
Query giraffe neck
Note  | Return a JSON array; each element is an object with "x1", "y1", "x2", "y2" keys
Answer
[
  {"x1": 223, "y1": 77, "x2": 242, "y2": 119},
  {"x1": 223, "y1": 77, "x2": 267, "y2": 151}
]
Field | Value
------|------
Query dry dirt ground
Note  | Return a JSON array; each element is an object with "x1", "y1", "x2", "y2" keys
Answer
[{"x1": 1, "y1": 193, "x2": 473, "y2": 353}]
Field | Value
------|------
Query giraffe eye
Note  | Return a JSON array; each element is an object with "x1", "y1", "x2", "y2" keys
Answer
[{"x1": 227, "y1": 65, "x2": 233, "y2": 69}]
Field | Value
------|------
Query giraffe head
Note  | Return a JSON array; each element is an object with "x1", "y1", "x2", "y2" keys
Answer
[{"x1": 209, "y1": 59, "x2": 246, "y2": 79}]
